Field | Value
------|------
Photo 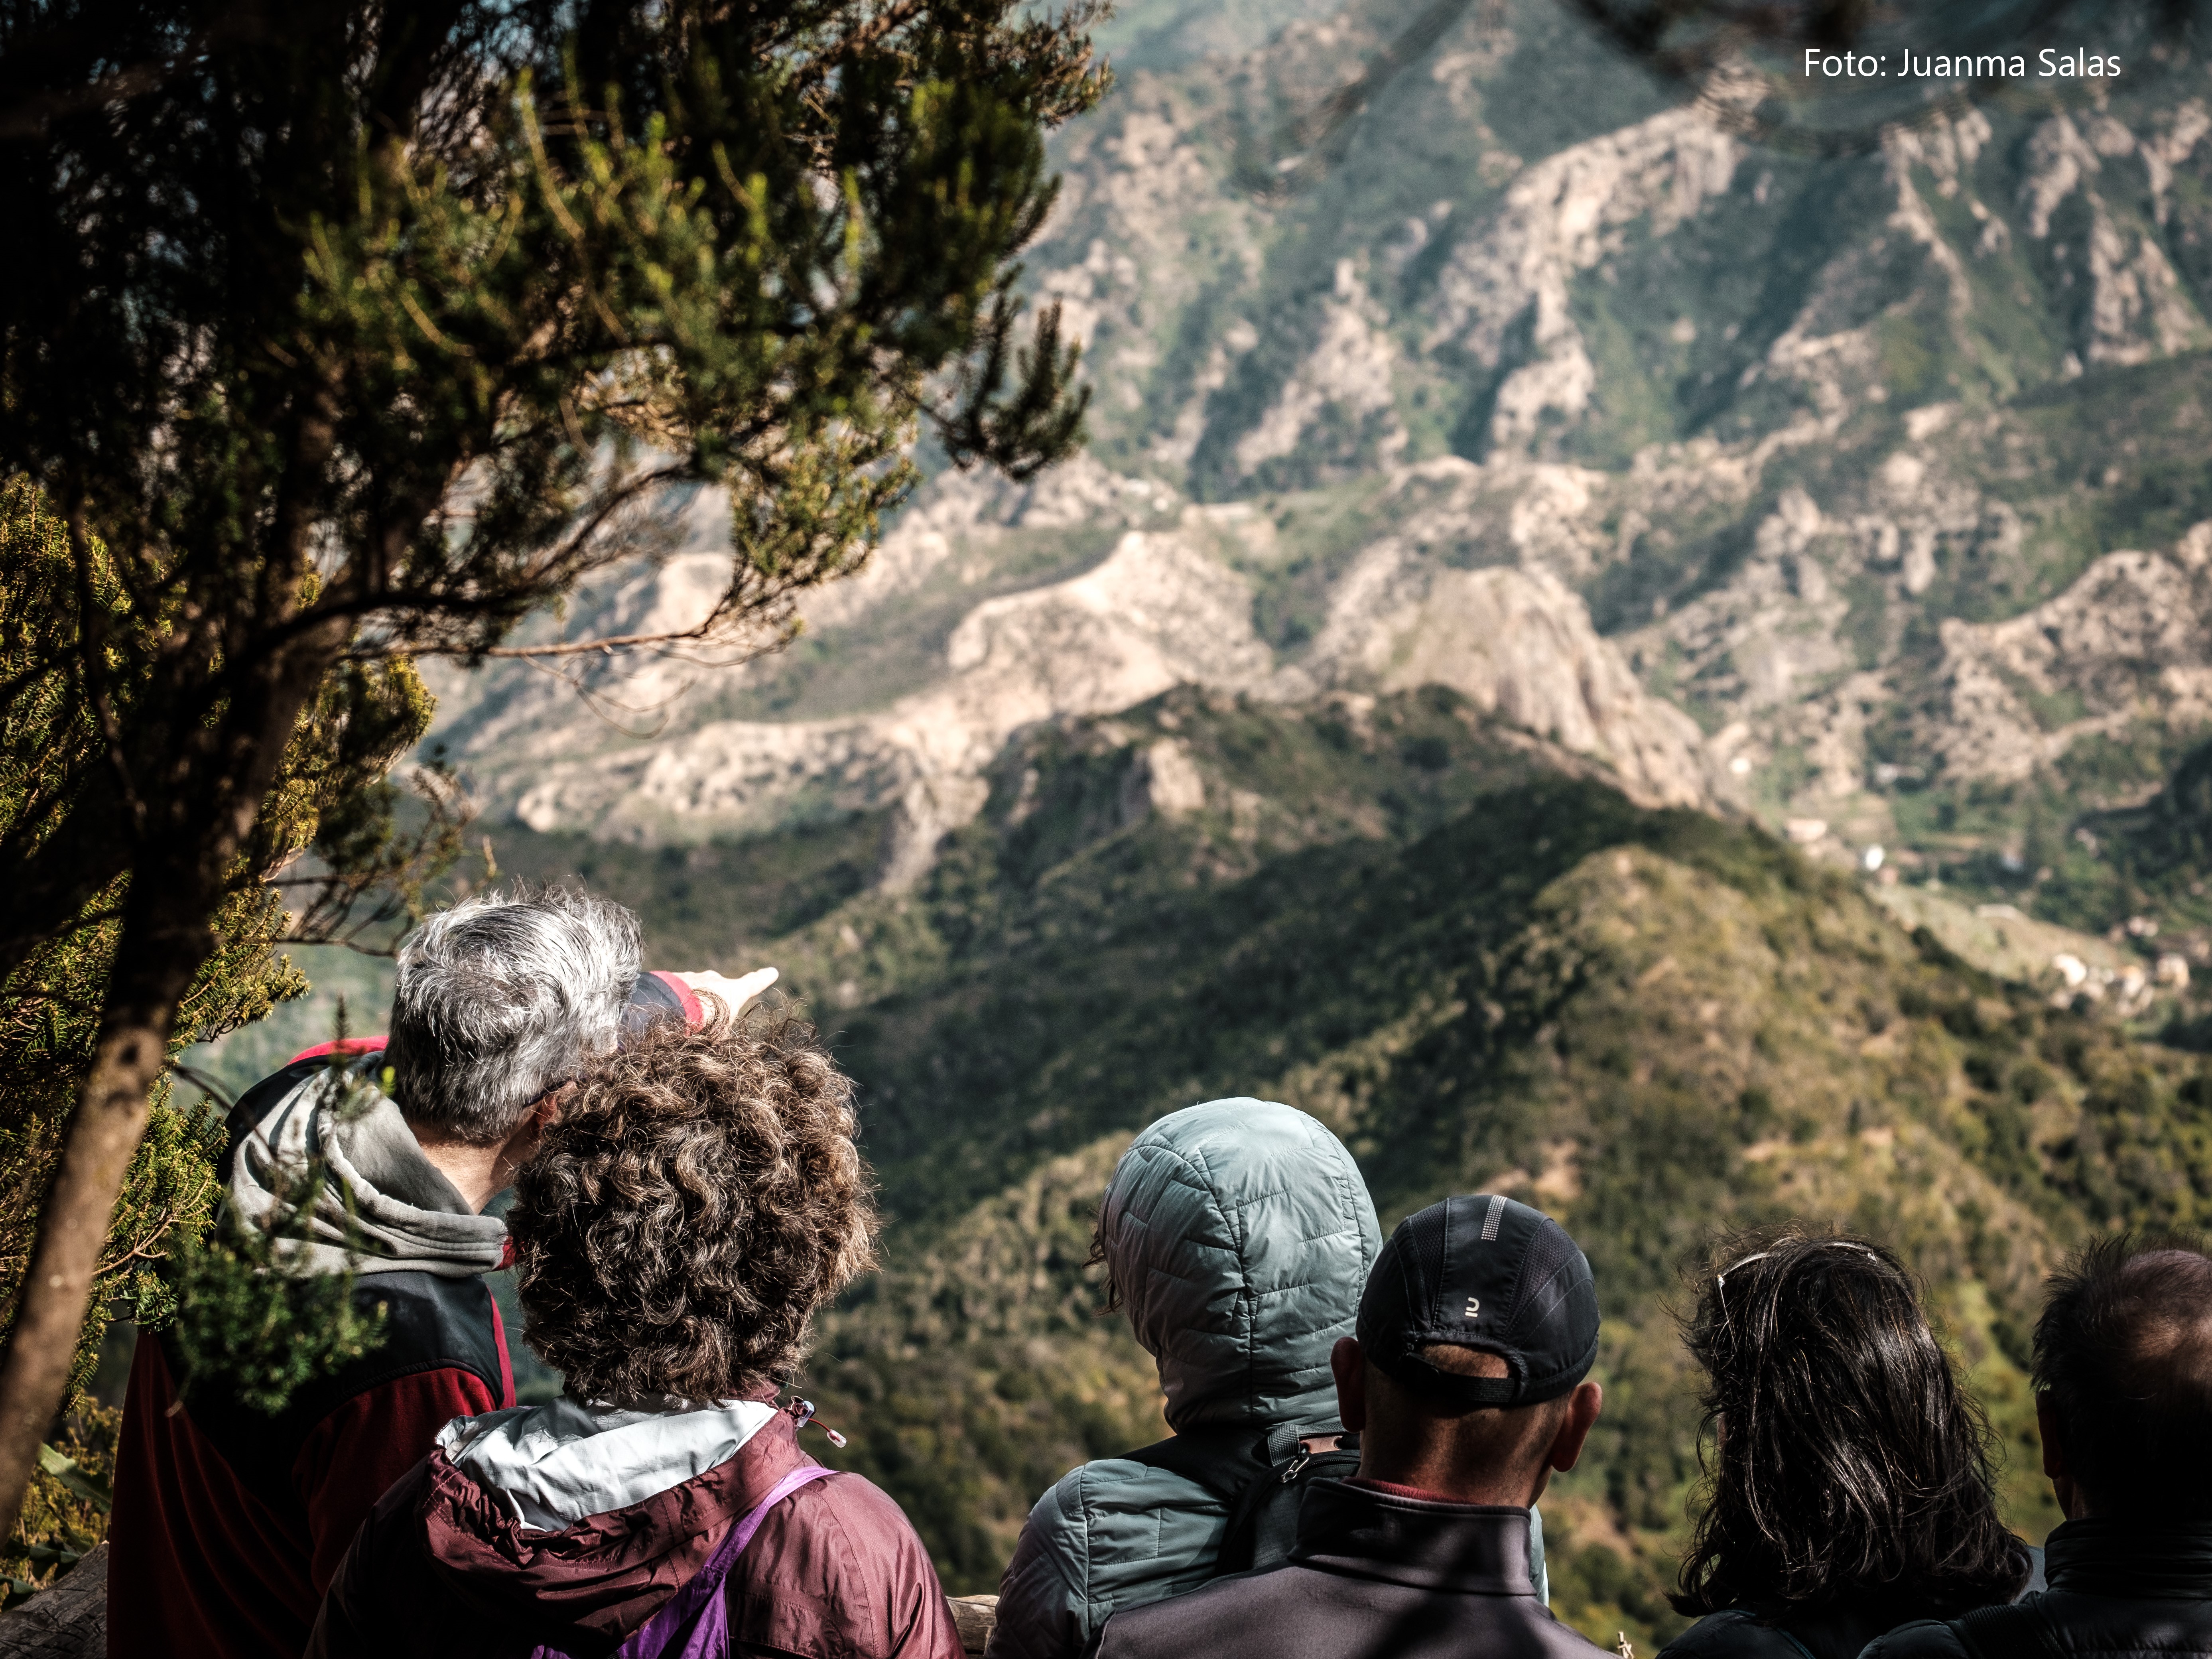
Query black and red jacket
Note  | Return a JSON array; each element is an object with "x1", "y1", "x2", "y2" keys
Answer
[
  {"x1": 108, "y1": 1041, "x2": 517, "y2": 1659},
  {"x1": 109, "y1": 971, "x2": 705, "y2": 1659}
]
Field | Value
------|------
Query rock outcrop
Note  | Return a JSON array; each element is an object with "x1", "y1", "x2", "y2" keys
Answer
[
  {"x1": 492, "y1": 525, "x2": 1279, "y2": 866},
  {"x1": 1420, "y1": 107, "x2": 1742, "y2": 454},
  {"x1": 451, "y1": 469, "x2": 1720, "y2": 868},
  {"x1": 1930, "y1": 527, "x2": 2212, "y2": 781},
  {"x1": 421, "y1": 0, "x2": 2212, "y2": 883}
]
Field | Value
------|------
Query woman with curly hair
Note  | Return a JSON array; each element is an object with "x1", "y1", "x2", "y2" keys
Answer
[
  {"x1": 308, "y1": 1005, "x2": 959, "y2": 1659},
  {"x1": 1659, "y1": 1227, "x2": 2037, "y2": 1659}
]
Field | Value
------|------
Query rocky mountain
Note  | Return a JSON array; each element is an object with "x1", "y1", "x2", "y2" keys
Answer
[
  {"x1": 425, "y1": 450, "x2": 1722, "y2": 895},
  {"x1": 427, "y1": 0, "x2": 2212, "y2": 915}
]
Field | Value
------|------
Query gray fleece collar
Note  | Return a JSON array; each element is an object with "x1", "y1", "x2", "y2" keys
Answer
[{"x1": 226, "y1": 1054, "x2": 508, "y2": 1278}]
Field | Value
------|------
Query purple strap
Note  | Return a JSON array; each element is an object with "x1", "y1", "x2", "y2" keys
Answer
[{"x1": 530, "y1": 1462, "x2": 837, "y2": 1659}]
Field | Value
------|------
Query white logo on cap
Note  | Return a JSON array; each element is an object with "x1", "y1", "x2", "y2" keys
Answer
[{"x1": 1464, "y1": 1297, "x2": 1481, "y2": 1318}]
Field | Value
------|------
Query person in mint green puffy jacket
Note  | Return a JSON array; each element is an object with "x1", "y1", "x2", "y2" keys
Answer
[{"x1": 985, "y1": 1098, "x2": 1548, "y2": 1659}]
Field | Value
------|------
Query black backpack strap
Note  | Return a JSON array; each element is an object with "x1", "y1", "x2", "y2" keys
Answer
[
  {"x1": 1122, "y1": 1425, "x2": 1270, "y2": 1504},
  {"x1": 1124, "y1": 1424, "x2": 1361, "y2": 1577},
  {"x1": 1954, "y1": 1600, "x2": 2064, "y2": 1659}
]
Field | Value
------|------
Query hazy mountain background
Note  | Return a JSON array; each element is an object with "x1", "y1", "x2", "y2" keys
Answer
[{"x1": 187, "y1": 0, "x2": 2212, "y2": 1640}]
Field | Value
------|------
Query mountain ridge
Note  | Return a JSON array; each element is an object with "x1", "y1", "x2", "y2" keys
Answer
[{"x1": 421, "y1": 6, "x2": 2212, "y2": 930}]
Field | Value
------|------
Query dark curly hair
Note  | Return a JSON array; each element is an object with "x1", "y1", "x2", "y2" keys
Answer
[
  {"x1": 1672, "y1": 1224, "x2": 2029, "y2": 1619},
  {"x1": 508, "y1": 1008, "x2": 878, "y2": 1404}
]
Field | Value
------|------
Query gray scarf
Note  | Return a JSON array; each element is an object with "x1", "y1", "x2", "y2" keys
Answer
[{"x1": 226, "y1": 1054, "x2": 508, "y2": 1277}]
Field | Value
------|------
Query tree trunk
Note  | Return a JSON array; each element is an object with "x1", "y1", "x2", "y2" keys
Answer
[
  {"x1": 0, "y1": 883, "x2": 205, "y2": 1533},
  {"x1": 0, "y1": 601, "x2": 349, "y2": 1537}
]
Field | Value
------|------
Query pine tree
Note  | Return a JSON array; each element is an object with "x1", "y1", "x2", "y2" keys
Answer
[
  {"x1": 0, "y1": 476, "x2": 445, "y2": 1426},
  {"x1": 0, "y1": 0, "x2": 1102, "y2": 1530}
]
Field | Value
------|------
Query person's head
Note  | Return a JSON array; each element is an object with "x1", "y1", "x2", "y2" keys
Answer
[
  {"x1": 2034, "y1": 1230, "x2": 2212, "y2": 1521},
  {"x1": 1091, "y1": 1099, "x2": 1381, "y2": 1431},
  {"x1": 506, "y1": 1009, "x2": 877, "y2": 1404},
  {"x1": 385, "y1": 884, "x2": 642, "y2": 1145},
  {"x1": 1672, "y1": 1226, "x2": 2027, "y2": 1618},
  {"x1": 1333, "y1": 1194, "x2": 1604, "y2": 1506}
]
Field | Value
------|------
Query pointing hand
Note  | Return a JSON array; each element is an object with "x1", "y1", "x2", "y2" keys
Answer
[{"x1": 674, "y1": 967, "x2": 780, "y2": 1021}]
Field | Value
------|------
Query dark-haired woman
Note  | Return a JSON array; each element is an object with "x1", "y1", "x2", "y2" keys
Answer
[
  {"x1": 307, "y1": 1007, "x2": 961, "y2": 1659},
  {"x1": 1659, "y1": 1228, "x2": 2037, "y2": 1659}
]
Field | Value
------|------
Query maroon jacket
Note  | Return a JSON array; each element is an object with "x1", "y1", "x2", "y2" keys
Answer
[{"x1": 307, "y1": 1410, "x2": 962, "y2": 1659}]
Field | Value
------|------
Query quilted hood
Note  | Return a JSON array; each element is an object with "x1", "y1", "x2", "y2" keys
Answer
[{"x1": 1100, "y1": 1098, "x2": 1381, "y2": 1432}]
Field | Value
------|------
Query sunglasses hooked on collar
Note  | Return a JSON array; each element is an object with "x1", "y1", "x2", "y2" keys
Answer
[{"x1": 785, "y1": 1397, "x2": 848, "y2": 1448}]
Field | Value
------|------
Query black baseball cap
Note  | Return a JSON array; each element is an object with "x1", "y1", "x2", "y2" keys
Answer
[{"x1": 1357, "y1": 1194, "x2": 1599, "y2": 1409}]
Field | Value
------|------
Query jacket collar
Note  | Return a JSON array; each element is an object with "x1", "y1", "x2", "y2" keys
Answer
[
  {"x1": 439, "y1": 1396, "x2": 781, "y2": 1531},
  {"x1": 1290, "y1": 1478, "x2": 1538, "y2": 1594},
  {"x1": 418, "y1": 1406, "x2": 808, "y2": 1645},
  {"x1": 229, "y1": 1056, "x2": 507, "y2": 1279},
  {"x1": 2045, "y1": 1519, "x2": 2212, "y2": 1600}
]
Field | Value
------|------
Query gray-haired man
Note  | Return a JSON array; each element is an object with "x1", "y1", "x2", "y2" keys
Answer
[{"x1": 110, "y1": 885, "x2": 771, "y2": 1659}]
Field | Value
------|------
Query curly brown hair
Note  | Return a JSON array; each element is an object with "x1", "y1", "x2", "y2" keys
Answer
[{"x1": 507, "y1": 1009, "x2": 878, "y2": 1404}]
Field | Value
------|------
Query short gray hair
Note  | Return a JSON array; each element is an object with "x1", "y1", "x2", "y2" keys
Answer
[{"x1": 385, "y1": 884, "x2": 643, "y2": 1144}]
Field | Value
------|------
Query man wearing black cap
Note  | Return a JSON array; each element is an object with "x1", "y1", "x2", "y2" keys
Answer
[{"x1": 1095, "y1": 1193, "x2": 1608, "y2": 1659}]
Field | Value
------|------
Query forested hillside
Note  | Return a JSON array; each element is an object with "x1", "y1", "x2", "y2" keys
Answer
[{"x1": 795, "y1": 702, "x2": 2212, "y2": 1637}]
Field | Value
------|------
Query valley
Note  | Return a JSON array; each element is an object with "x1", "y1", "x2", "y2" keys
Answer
[{"x1": 201, "y1": 688, "x2": 2212, "y2": 1645}]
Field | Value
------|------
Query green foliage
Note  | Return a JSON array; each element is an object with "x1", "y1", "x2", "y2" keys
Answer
[
  {"x1": 2067, "y1": 733, "x2": 2212, "y2": 918},
  {"x1": 1890, "y1": 727, "x2": 2212, "y2": 942},
  {"x1": 487, "y1": 815, "x2": 895, "y2": 970},
  {"x1": 163, "y1": 1209, "x2": 392, "y2": 1419},
  {"x1": 34, "y1": 1442, "x2": 110, "y2": 1515},
  {"x1": 185, "y1": 953, "x2": 401, "y2": 1105},
  {"x1": 0, "y1": 0, "x2": 1107, "y2": 1516},
  {"x1": 0, "y1": 1406, "x2": 118, "y2": 1608},
  {"x1": 2, "y1": 0, "x2": 1107, "y2": 698},
  {"x1": 158, "y1": 1042, "x2": 392, "y2": 1417},
  {"x1": 0, "y1": 471, "x2": 462, "y2": 1576},
  {"x1": 534, "y1": 689, "x2": 2198, "y2": 1622},
  {"x1": 810, "y1": 1136, "x2": 1165, "y2": 1588},
  {"x1": 0, "y1": 479, "x2": 373, "y2": 1403}
]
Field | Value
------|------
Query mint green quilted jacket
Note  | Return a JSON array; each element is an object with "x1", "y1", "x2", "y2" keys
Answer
[{"x1": 987, "y1": 1099, "x2": 1381, "y2": 1659}]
